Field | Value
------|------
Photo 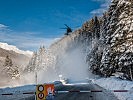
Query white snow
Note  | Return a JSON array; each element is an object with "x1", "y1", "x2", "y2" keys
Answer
[
  {"x1": 0, "y1": 85, "x2": 35, "y2": 100},
  {"x1": 93, "y1": 77, "x2": 133, "y2": 100},
  {"x1": 119, "y1": 12, "x2": 128, "y2": 19},
  {"x1": 1, "y1": 85, "x2": 35, "y2": 93},
  {"x1": 0, "y1": 77, "x2": 133, "y2": 100},
  {"x1": 129, "y1": 23, "x2": 133, "y2": 32},
  {"x1": 0, "y1": 42, "x2": 33, "y2": 57},
  {"x1": 118, "y1": 0, "x2": 131, "y2": 6}
]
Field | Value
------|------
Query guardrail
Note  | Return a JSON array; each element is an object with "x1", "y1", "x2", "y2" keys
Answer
[
  {"x1": 55, "y1": 90, "x2": 131, "y2": 93},
  {"x1": 0, "y1": 89, "x2": 131, "y2": 95}
]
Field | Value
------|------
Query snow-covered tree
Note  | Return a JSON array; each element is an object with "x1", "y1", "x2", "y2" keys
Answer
[
  {"x1": 11, "y1": 66, "x2": 20, "y2": 79},
  {"x1": 25, "y1": 46, "x2": 56, "y2": 73},
  {"x1": 84, "y1": 0, "x2": 133, "y2": 80},
  {"x1": 25, "y1": 51, "x2": 37, "y2": 72},
  {"x1": 94, "y1": 16, "x2": 100, "y2": 39},
  {"x1": 97, "y1": 0, "x2": 133, "y2": 79},
  {"x1": 2, "y1": 55, "x2": 20, "y2": 79},
  {"x1": 3, "y1": 55, "x2": 13, "y2": 77}
]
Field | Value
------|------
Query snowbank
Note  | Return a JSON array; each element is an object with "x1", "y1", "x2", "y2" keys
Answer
[
  {"x1": 94, "y1": 77, "x2": 133, "y2": 100},
  {"x1": 0, "y1": 85, "x2": 35, "y2": 100},
  {"x1": 0, "y1": 85, "x2": 35, "y2": 93}
]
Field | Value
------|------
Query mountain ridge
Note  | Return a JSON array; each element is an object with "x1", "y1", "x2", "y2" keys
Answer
[{"x1": 0, "y1": 42, "x2": 33, "y2": 57}]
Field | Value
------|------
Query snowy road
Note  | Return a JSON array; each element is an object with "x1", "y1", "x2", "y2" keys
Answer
[
  {"x1": 54, "y1": 83, "x2": 118, "y2": 100},
  {"x1": 26, "y1": 83, "x2": 118, "y2": 100},
  {"x1": 0, "y1": 83, "x2": 119, "y2": 100}
]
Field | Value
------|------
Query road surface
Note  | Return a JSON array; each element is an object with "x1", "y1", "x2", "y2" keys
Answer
[
  {"x1": 27, "y1": 83, "x2": 118, "y2": 100},
  {"x1": 54, "y1": 83, "x2": 118, "y2": 100},
  {"x1": 0, "y1": 83, "x2": 118, "y2": 100}
]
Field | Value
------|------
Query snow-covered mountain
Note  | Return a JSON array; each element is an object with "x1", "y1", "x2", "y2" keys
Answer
[
  {"x1": 0, "y1": 42, "x2": 33, "y2": 57},
  {"x1": 0, "y1": 43, "x2": 33, "y2": 86}
]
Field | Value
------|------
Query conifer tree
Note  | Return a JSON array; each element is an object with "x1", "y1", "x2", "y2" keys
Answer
[
  {"x1": 2, "y1": 55, "x2": 20, "y2": 79},
  {"x1": 94, "y1": 16, "x2": 100, "y2": 39}
]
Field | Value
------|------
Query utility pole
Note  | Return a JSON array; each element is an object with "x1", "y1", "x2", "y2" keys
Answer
[
  {"x1": 35, "y1": 71, "x2": 37, "y2": 84},
  {"x1": 35, "y1": 70, "x2": 37, "y2": 100}
]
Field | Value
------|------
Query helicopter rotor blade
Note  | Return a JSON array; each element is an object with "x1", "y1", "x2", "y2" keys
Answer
[
  {"x1": 60, "y1": 28, "x2": 67, "y2": 29},
  {"x1": 64, "y1": 24, "x2": 70, "y2": 28}
]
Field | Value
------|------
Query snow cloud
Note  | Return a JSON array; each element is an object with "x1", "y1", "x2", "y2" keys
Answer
[
  {"x1": 90, "y1": 0, "x2": 111, "y2": 15},
  {"x1": 0, "y1": 23, "x2": 59, "y2": 51}
]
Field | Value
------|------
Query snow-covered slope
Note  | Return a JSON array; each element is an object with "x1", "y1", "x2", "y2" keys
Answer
[
  {"x1": 24, "y1": 29, "x2": 91, "y2": 83},
  {"x1": 0, "y1": 42, "x2": 33, "y2": 57},
  {"x1": 94, "y1": 77, "x2": 133, "y2": 100},
  {"x1": 0, "y1": 42, "x2": 33, "y2": 87}
]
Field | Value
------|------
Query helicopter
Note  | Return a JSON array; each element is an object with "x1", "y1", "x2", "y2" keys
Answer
[{"x1": 60, "y1": 24, "x2": 72, "y2": 35}]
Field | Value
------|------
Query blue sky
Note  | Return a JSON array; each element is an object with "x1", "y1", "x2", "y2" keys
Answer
[{"x1": 0, "y1": 0, "x2": 111, "y2": 51}]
